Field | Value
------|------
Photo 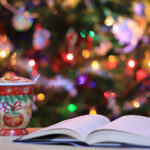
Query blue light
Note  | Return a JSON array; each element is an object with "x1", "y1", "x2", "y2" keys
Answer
[
  {"x1": 90, "y1": 81, "x2": 96, "y2": 88},
  {"x1": 78, "y1": 75, "x2": 87, "y2": 85}
]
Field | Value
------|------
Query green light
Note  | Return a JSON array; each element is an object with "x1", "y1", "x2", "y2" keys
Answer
[
  {"x1": 89, "y1": 30, "x2": 95, "y2": 38},
  {"x1": 67, "y1": 104, "x2": 77, "y2": 112},
  {"x1": 80, "y1": 30, "x2": 86, "y2": 38}
]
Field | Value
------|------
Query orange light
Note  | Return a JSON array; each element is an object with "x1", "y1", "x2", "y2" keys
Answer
[
  {"x1": 66, "y1": 53, "x2": 74, "y2": 61},
  {"x1": 28, "y1": 59, "x2": 36, "y2": 67},
  {"x1": 128, "y1": 59, "x2": 136, "y2": 68},
  {"x1": 37, "y1": 93, "x2": 45, "y2": 101},
  {"x1": 89, "y1": 107, "x2": 97, "y2": 115},
  {"x1": 82, "y1": 49, "x2": 90, "y2": 59},
  {"x1": 108, "y1": 55, "x2": 116, "y2": 62}
]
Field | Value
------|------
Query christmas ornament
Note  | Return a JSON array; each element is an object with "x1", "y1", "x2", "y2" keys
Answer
[
  {"x1": 12, "y1": 11, "x2": 33, "y2": 31},
  {"x1": 47, "y1": 75, "x2": 77, "y2": 96},
  {"x1": 112, "y1": 17, "x2": 144, "y2": 53},
  {"x1": 86, "y1": 35, "x2": 93, "y2": 50},
  {"x1": 94, "y1": 40, "x2": 112, "y2": 56},
  {"x1": 134, "y1": 1, "x2": 145, "y2": 16},
  {"x1": 0, "y1": 34, "x2": 13, "y2": 59},
  {"x1": 66, "y1": 28, "x2": 78, "y2": 50},
  {"x1": 33, "y1": 24, "x2": 50, "y2": 50}
]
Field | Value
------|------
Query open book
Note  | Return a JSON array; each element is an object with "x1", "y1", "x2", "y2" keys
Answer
[{"x1": 14, "y1": 114, "x2": 150, "y2": 147}]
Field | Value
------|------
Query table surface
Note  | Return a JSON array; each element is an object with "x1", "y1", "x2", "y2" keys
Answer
[{"x1": 0, "y1": 128, "x2": 150, "y2": 150}]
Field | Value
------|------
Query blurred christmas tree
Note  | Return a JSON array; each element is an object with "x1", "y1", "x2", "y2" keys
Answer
[{"x1": 0, "y1": 0, "x2": 150, "y2": 127}]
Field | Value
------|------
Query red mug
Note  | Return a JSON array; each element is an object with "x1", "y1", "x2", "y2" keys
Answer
[{"x1": 0, "y1": 75, "x2": 35, "y2": 136}]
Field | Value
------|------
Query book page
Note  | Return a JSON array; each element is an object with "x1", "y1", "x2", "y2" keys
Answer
[
  {"x1": 21, "y1": 114, "x2": 110, "y2": 140},
  {"x1": 93, "y1": 115, "x2": 150, "y2": 137}
]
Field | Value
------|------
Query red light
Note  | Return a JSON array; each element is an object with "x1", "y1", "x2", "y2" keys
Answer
[
  {"x1": 128, "y1": 59, "x2": 136, "y2": 68},
  {"x1": 66, "y1": 53, "x2": 74, "y2": 61},
  {"x1": 32, "y1": 69, "x2": 38, "y2": 76},
  {"x1": 28, "y1": 59, "x2": 36, "y2": 67},
  {"x1": 104, "y1": 91, "x2": 116, "y2": 99}
]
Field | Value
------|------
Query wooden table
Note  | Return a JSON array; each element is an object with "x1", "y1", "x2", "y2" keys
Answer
[{"x1": 0, "y1": 128, "x2": 150, "y2": 150}]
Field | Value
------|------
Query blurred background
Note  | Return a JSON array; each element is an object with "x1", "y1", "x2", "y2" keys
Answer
[{"x1": 0, "y1": 0, "x2": 150, "y2": 127}]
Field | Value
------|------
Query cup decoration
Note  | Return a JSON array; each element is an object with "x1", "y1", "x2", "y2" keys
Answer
[{"x1": 0, "y1": 75, "x2": 35, "y2": 136}]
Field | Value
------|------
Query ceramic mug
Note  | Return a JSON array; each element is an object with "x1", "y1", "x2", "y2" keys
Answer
[{"x1": 0, "y1": 75, "x2": 35, "y2": 136}]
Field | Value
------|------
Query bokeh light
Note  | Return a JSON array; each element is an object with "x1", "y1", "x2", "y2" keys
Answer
[
  {"x1": 78, "y1": 75, "x2": 87, "y2": 85},
  {"x1": 0, "y1": 50, "x2": 7, "y2": 58},
  {"x1": 66, "y1": 53, "x2": 74, "y2": 61},
  {"x1": 28, "y1": 59, "x2": 36, "y2": 67},
  {"x1": 89, "y1": 30, "x2": 95, "y2": 38},
  {"x1": 37, "y1": 93, "x2": 45, "y2": 101},
  {"x1": 104, "y1": 16, "x2": 114, "y2": 26},
  {"x1": 67, "y1": 104, "x2": 77, "y2": 112},
  {"x1": 89, "y1": 107, "x2": 97, "y2": 115},
  {"x1": 80, "y1": 30, "x2": 86, "y2": 38},
  {"x1": 127, "y1": 59, "x2": 136, "y2": 68},
  {"x1": 91, "y1": 60, "x2": 99, "y2": 70},
  {"x1": 82, "y1": 49, "x2": 90, "y2": 59}
]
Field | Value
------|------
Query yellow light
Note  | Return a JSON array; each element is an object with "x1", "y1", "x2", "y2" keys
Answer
[
  {"x1": 0, "y1": 50, "x2": 7, "y2": 58},
  {"x1": 133, "y1": 102, "x2": 140, "y2": 108},
  {"x1": 82, "y1": 49, "x2": 90, "y2": 59},
  {"x1": 104, "y1": 16, "x2": 114, "y2": 26},
  {"x1": 89, "y1": 107, "x2": 97, "y2": 115},
  {"x1": 148, "y1": 61, "x2": 150, "y2": 67},
  {"x1": 91, "y1": 60, "x2": 99, "y2": 70},
  {"x1": 37, "y1": 93, "x2": 45, "y2": 101},
  {"x1": 108, "y1": 55, "x2": 116, "y2": 62}
]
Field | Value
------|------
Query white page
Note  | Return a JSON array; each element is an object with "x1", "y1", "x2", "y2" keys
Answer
[
  {"x1": 22, "y1": 114, "x2": 110, "y2": 139},
  {"x1": 95, "y1": 115, "x2": 150, "y2": 137}
]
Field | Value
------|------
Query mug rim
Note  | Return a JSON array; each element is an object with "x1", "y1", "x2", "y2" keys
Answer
[{"x1": 0, "y1": 82, "x2": 34, "y2": 86}]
